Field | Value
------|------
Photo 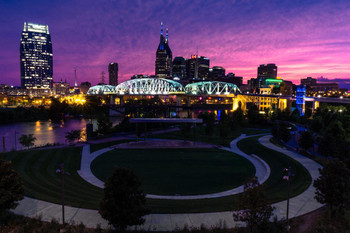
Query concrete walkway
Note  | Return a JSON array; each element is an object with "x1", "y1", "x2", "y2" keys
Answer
[
  {"x1": 77, "y1": 137, "x2": 271, "y2": 200},
  {"x1": 259, "y1": 135, "x2": 324, "y2": 218},
  {"x1": 12, "y1": 134, "x2": 323, "y2": 231}
]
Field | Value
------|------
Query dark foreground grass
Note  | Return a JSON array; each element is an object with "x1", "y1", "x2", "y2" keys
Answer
[
  {"x1": 2, "y1": 147, "x2": 103, "y2": 210},
  {"x1": 1, "y1": 134, "x2": 311, "y2": 213},
  {"x1": 91, "y1": 148, "x2": 255, "y2": 195}
]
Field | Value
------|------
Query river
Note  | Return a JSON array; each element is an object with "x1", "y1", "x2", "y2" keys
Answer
[{"x1": 0, "y1": 118, "x2": 122, "y2": 152}]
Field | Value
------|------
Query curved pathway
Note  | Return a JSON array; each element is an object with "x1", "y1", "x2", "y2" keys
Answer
[
  {"x1": 78, "y1": 137, "x2": 271, "y2": 200},
  {"x1": 12, "y1": 134, "x2": 323, "y2": 231},
  {"x1": 259, "y1": 135, "x2": 324, "y2": 217}
]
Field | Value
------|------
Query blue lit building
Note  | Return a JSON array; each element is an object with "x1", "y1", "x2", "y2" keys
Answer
[
  {"x1": 296, "y1": 85, "x2": 306, "y2": 116},
  {"x1": 20, "y1": 22, "x2": 53, "y2": 89}
]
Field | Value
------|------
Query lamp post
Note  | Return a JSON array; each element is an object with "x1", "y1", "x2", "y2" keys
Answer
[
  {"x1": 14, "y1": 130, "x2": 19, "y2": 150},
  {"x1": 56, "y1": 163, "x2": 70, "y2": 226},
  {"x1": 283, "y1": 167, "x2": 294, "y2": 230}
]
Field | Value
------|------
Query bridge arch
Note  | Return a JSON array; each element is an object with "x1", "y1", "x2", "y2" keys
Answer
[
  {"x1": 185, "y1": 81, "x2": 241, "y2": 95},
  {"x1": 87, "y1": 85, "x2": 117, "y2": 95},
  {"x1": 115, "y1": 78, "x2": 185, "y2": 95}
]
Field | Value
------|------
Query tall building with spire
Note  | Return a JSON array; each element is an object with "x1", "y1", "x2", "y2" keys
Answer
[
  {"x1": 20, "y1": 22, "x2": 53, "y2": 89},
  {"x1": 155, "y1": 22, "x2": 172, "y2": 78}
]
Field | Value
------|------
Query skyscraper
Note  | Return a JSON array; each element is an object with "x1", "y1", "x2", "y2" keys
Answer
[
  {"x1": 172, "y1": 57, "x2": 187, "y2": 80},
  {"x1": 20, "y1": 22, "x2": 53, "y2": 89},
  {"x1": 155, "y1": 22, "x2": 172, "y2": 78},
  {"x1": 210, "y1": 66, "x2": 226, "y2": 80},
  {"x1": 257, "y1": 64, "x2": 277, "y2": 79},
  {"x1": 186, "y1": 55, "x2": 209, "y2": 80},
  {"x1": 108, "y1": 62, "x2": 118, "y2": 86}
]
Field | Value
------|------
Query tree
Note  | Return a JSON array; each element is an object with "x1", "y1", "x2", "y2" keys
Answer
[
  {"x1": 99, "y1": 168, "x2": 149, "y2": 231},
  {"x1": 272, "y1": 122, "x2": 291, "y2": 143},
  {"x1": 318, "y1": 121, "x2": 346, "y2": 158},
  {"x1": 298, "y1": 131, "x2": 313, "y2": 151},
  {"x1": 233, "y1": 177, "x2": 275, "y2": 233},
  {"x1": 314, "y1": 159, "x2": 350, "y2": 211},
  {"x1": 18, "y1": 134, "x2": 36, "y2": 149},
  {"x1": 65, "y1": 129, "x2": 82, "y2": 144},
  {"x1": 246, "y1": 104, "x2": 262, "y2": 124},
  {"x1": 97, "y1": 114, "x2": 113, "y2": 135},
  {"x1": 219, "y1": 121, "x2": 230, "y2": 144},
  {"x1": 0, "y1": 158, "x2": 24, "y2": 212},
  {"x1": 198, "y1": 112, "x2": 215, "y2": 136}
]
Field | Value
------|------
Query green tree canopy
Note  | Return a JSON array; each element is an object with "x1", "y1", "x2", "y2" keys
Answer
[
  {"x1": 314, "y1": 159, "x2": 350, "y2": 211},
  {"x1": 0, "y1": 158, "x2": 24, "y2": 212},
  {"x1": 99, "y1": 167, "x2": 149, "y2": 231},
  {"x1": 272, "y1": 122, "x2": 291, "y2": 143},
  {"x1": 298, "y1": 131, "x2": 314, "y2": 151}
]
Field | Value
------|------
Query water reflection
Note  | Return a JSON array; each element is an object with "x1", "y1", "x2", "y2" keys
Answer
[{"x1": 0, "y1": 118, "x2": 122, "y2": 152}]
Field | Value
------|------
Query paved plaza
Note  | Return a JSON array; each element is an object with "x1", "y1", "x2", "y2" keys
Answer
[{"x1": 13, "y1": 134, "x2": 323, "y2": 231}]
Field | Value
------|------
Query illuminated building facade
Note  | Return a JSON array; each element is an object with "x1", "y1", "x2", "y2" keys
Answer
[
  {"x1": 53, "y1": 80, "x2": 70, "y2": 96},
  {"x1": 108, "y1": 63, "x2": 118, "y2": 86},
  {"x1": 20, "y1": 22, "x2": 53, "y2": 89},
  {"x1": 155, "y1": 22, "x2": 172, "y2": 78},
  {"x1": 296, "y1": 85, "x2": 306, "y2": 116}
]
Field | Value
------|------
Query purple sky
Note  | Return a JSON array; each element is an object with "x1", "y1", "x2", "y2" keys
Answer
[{"x1": 1, "y1": 0, "x2": 350, "y2": 87}]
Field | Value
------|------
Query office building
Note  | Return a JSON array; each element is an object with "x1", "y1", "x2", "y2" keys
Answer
[
  {"x1": 53, "y1": 80, "x2": 70, "y2": 96},
  {"x1": 79, "y1": 82, "x2": 91, "y2": 94},
  {"x1": 186, "y1": 55, "x2": 209, "y2": 80},
  {"x1": 301, "y1": 77, "x2": 317, "y2": 87},
  {"x1": 108, "y1": 62, "x2": 118, "y2": 86},
  {"x1": 220, "y1": 73, "x2": 243, "y2": 87},
  {"x1": 257, "y1": 64, "x2": 277, "y2": 79},
  {"x1": 155, "y1": 22, "x2": 172, "y2": 78},
  {"x1": 172, "y1": 57, "x2": 187, "y2": 80},
  {"x1": 210, "y1": 66, "x2": 226, "y2": 80},
  {"x1": 20, "y1": 22, "x2": 53, "y2": 89}
]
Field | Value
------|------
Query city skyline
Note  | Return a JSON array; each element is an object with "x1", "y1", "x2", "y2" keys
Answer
[{"x1": 1, "y1": 0, "x2": 350, "y2": 87}]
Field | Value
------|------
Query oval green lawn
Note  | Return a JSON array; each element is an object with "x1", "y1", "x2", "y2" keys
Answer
[{"x1": 91, "y1": 148, "x2": 255, "y2": 195}]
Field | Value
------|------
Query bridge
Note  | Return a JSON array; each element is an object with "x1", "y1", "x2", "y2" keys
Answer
[{"x1": 87, "y1": 78, "x2": 350, "y2": 115}]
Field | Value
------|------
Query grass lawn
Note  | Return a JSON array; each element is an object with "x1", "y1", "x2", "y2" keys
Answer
[
  {"x1": 1, "y1": 132, "x2": 312, "y2": 213},
  {"x1": 237, "y1": 136, "x2": 312, "y2": 201},
  {"x1": 89, "y1": 139, "x2": 134, "y2": 152},
  {"x1": 2, "y1": 147, "x2": 103, "y2": 210},
  {"x1": 151, "y1": 125, "x2": 270, "y2": 147},
  {"x1": 91, "y1": 148, "x2": 255, "y2": 195}
]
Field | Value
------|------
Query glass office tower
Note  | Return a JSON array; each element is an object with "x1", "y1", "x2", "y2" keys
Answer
[{"x1": 20, "y1": 22, "x2": 53, "y2": 89}]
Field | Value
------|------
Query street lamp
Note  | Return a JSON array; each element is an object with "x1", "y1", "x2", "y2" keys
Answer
[
  {"x1": 283, "y1": 167, "x2": 294, "y2": 230},
  {"x1": 56, "y1": 163, "x2": 70, "y2": 226}
]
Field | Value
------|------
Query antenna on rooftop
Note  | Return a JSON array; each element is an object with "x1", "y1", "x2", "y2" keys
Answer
[
  {"x1": 74, "y1": 68, "x2": 78, "y2": 87},
  {"x1": 101, "y1": 71, "x2": 105, "y2": 84}
]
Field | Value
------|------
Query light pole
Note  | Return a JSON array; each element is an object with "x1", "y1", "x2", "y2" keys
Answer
[
  {"x1": 56, "y1": 163, "x2": 70, "y2": 226},
  {"x1": 14, "y1": 130, "x2": 19, "y2": 150},
  {"x1": 283, "y1": 167, "x2": 294, "y2": 230}
]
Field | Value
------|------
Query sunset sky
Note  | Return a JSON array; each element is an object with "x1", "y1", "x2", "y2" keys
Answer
[{"x1": 1, "y1": 0, "x2": 350, "y2": 87}]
